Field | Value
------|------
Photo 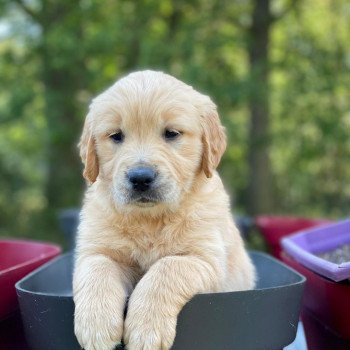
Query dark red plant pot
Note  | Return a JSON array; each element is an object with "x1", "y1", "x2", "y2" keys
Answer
[
  {"x1": 255, "y1": 216, "x2": 330, "y2": 259},
  {"x1": 0, "y1": 239, "x2": 61, "y2": 320},
  {"x1": 301, "y1": 308, "x2": 350, "y2": 350},
  {"x1": 281, "y1": 252, "x2": 350, "y2": 343}
]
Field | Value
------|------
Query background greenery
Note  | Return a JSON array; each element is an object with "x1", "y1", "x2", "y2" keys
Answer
[{"x1": 0, "y1": 0, "x2": 349, "y2": 244}]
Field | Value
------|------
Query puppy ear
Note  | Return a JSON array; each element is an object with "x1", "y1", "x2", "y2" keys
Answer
[
  {"x1": 200, "y1": 103, "x2": 227, "y2": 178},
  {"x1": 78, "y1": 112, "x2": 99, "y2": 184}
]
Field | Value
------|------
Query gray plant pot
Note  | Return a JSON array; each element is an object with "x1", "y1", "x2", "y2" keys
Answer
[
  {"x1": 16, "y1": 251, "x2": 305, "y2": 350},
  {"x1": 58, "y1": 209, "x2": 80, "y2": 250}
]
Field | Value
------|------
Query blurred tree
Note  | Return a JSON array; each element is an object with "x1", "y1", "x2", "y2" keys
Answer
[
  {"x1": 244, "y1": 0, "x2": 299, "y2": 215},
  {"x1": 1, "y1": 1, "x2": 87, "y2": 231},
  {"x1": 271, "y1": 0, "x2": 350, "y2": 216},
  {"x1": 246, "y1": 0, "x2": 274, "y2": 215}
]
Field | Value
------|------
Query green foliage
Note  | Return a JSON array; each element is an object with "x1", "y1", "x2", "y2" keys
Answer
[
  {"x1": 0, "y1": 0, "x2": 349, "y2": 243},
  {"x1": 271, "y1": 0, "x2": 350, "y2": 216}
]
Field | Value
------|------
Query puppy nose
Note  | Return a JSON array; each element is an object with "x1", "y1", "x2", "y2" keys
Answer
[{"x1": 127, "y1": 167, "x2": 156, "y2": 192}]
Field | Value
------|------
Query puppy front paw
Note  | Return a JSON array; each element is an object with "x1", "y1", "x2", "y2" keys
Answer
[
  {"x1": 74, "y1": 303, "x2": 124, "y2": 350},
  {"x1": 124, "y1": 302, "x2": 177, "y2": 350}
]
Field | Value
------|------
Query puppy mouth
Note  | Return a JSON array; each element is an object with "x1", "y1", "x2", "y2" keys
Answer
[
  {"x1": 114, "y1": 183, "x2": 170, "y2": 207},
  {"x1": 138, "y1": 197, "x2": 154, "y2": 203},
  {"x1": 131, "y1": 193, "x2": 161, "y2": 207}
]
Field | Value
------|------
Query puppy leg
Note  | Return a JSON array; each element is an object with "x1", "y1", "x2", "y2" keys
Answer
[
  {"x1": 124, "y1": 255, "x2": 221, "y2": 350},
  {"x1": 73, "y1": 254, "x2": 133, "y2": 350}
]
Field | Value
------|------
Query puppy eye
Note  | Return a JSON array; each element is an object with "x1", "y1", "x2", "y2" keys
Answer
[
  {"x1": 164, "y1": 129, "x2": 181, "y2": 140},
  {"x1": 109, "y1": 131, "x2": 124, "y2": 143}
]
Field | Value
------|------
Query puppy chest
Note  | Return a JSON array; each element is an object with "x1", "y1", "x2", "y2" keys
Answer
[
  {"x1": 129, "y1": 236, "x2": 180, "y2": 272},
  {"x1": 118, "y1": 218, "x2": 192, "y2": 272}
]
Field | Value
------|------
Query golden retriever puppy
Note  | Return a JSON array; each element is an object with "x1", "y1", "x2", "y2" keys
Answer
[{"x1": 73, "y1": 70, "x2": 256, "y2": 350}]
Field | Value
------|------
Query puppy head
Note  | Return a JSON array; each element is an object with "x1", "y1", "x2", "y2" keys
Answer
[{"x1": 79, "y1": 70, "x2": 226, "y2": 211}]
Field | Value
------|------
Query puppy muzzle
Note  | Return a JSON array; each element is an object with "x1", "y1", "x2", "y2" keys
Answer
[{"x1": 126, "y1": 166, "x2": 161, "y2": 205}]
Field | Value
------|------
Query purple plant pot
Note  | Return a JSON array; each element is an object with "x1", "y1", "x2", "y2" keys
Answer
[{"x1": 281, "y1": 219, "x2": 350, "y2": 282}]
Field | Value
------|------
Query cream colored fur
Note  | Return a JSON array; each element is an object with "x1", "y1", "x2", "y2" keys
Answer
[{"x1": 73, "y1": 70, "x2": 256, "y2": 350}]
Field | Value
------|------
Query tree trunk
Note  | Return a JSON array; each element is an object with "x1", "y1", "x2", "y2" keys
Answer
[
  {"x1": 246, "y1": 0, "x2": 273, "y2": 215},
  {"x1": 40, "y1": 2, "x2": 86, "y2": 213}
]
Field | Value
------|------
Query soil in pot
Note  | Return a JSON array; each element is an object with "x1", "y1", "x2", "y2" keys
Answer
[{"x1": 316, "y1": 244, "x2": 350, "y2": 265}]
